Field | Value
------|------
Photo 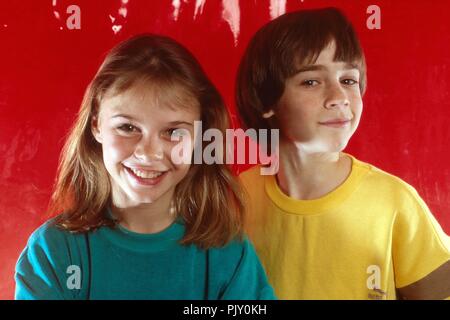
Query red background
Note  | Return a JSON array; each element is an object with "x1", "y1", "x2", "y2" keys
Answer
[{"x1": 1, "y1": 0, "x2": 449, "y2": 299}]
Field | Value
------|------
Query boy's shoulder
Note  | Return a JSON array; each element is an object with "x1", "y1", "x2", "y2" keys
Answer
[
  {"x1": 350, "y1": 154, "x2": 422, "y2": 202},
  {"x1": 240, "y1": 158, "x2": 419, "y2": 195}
]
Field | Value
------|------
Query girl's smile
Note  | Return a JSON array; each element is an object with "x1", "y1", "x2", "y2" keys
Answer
[
  {"x1": 123, "y1": 164, "x2": 168, "y2": 187},
  {"x1": 91, "y1": 79, "x2": 200, "y2": 207}
]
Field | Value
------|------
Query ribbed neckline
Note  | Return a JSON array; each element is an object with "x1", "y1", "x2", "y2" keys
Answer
[
  {"x1": 96, "y1": 207, "x2": 185, "y2": 253},
  {"x1": 265, "y1": 154, "x2": 369, "y2": 215}
]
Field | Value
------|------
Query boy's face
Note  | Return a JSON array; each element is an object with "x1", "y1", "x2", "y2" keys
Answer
[
  {"x1": 276, "y1": 41, "x2": 363, "y2": 153},
  {"x1": 91, "y1": 80, "x2": 200, "y2": 208}
]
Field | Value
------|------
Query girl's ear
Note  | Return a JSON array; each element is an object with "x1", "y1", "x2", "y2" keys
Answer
[
  {"x1": 262, "y1": 109, "x2": 275, "y2": 119},
  {"x1": 91, "y1": 115, "x2": 103, "y2": 144}
]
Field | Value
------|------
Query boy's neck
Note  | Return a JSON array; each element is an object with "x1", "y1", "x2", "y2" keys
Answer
[
  {"x1": 276, "y1": 140, "x2": 352, "y2": 200},
  {"x1": 111, "y1": 189, "x2": 176, "y2": 234}
]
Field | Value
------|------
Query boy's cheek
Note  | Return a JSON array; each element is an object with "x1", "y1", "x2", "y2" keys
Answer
[
  {"x1": 350, "y1": 91, "x2": 363, "y2": 106},
  {"x1": 351, "y1": 103, "x2": 364, "y2": 121}
]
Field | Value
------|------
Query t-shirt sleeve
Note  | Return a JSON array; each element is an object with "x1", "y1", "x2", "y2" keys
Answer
[
  {"x1": 14, "y1": 221, "x2": 84, "y2": 300},
  {"x1": 219, "y1": 238, "x2": 276, "y2": 300},
  {"x1": 392, "y1": 185, "x2": 450, "y2": 299}
]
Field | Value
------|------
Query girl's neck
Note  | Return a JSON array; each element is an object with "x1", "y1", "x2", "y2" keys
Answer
[
  {"x1": 276, "y1": 139, "x2": 352, "y2": 200},
  {"x1": 110, "y1": 189, "x2": 176, "y2": 234}
]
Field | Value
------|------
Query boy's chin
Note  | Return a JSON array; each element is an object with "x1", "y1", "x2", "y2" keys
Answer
[
  {"x1": 327, "y1": 143, "x2": 349, "y2": 153},
  {"x1": 308, "y1": 143, "x2": 349, "y2": 154},
  {"x1": 322, "y1": 136, "x2": 351, "y2": 152},
  {"x1": 294, "y1": 139, "x2": 349, "y2": 154}
]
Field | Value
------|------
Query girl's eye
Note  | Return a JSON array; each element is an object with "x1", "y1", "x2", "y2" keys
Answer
[
  {"x1": 342, "y1": 79, "x2": 359, "y2": 85},
  {"x1": 165, "y1": 128, "x2": 189, "y2": 140},
  {"x1": 301, "y1": 80, "x2": 320, "y2": 87},
  {"x1": 117, "y1": 124, "x2": 139, "y2": 133}
]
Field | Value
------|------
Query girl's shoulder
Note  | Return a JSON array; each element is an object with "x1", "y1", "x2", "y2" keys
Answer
[
  {"x1": 16, "y1": 218, "x2": 91, "y2": 299},
  {"x1": 207, "y1": 236, "x2": 276, "y2": 299},
  {"x1": 28, "y1": 218, "x2": 82, "y2": 245},
  {"x1": 209, "y1": 235, "x2": 252, "y2": 254},
  {"x1": 207, "y1": 236, "x2": 260, "y2": 272},
  {"x1": 23, "y1": 217, "x2": 90, "y2": 264}
]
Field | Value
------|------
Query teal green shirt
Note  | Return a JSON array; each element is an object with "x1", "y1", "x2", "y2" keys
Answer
[{"x1": 15, "y1": 217, "x2": 275, "y2": 300}]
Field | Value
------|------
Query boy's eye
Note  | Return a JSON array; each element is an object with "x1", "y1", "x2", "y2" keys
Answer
[{"x1": 342, "y1": 79, "x2": 359, "y2": 85}]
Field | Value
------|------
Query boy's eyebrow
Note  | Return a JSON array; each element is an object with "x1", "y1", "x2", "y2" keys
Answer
[
  {"x1": 295, "y1": 65, "x2": 327, "y2": 73},
  {"x1": 294, "y1": 63, "x2": 359, "y2": 75},
  {"x1": 341, "y1": 62, "x2": 360, "y2": 71}
]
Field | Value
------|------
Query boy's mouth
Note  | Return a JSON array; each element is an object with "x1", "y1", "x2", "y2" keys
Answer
[{"x1": 318, "y1": 118, "x2": 351, "y2": 128}]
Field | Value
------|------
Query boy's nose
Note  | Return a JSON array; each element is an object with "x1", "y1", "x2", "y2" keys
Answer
[
  {"x1": 134, "y1": 137, "x2": 164, "y2": 162},
  {"x1": 324, "y1": 84, "x2": 350, "y2": 109}
]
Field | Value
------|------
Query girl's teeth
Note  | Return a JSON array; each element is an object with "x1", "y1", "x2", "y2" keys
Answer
[{"x1": 130, "y1": 168, "x2": 164, "y2": 179}]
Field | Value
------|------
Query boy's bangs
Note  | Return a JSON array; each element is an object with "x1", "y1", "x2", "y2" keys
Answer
[
  {"x1": 291, "y1": 33, "x2": 365, "y2": 76},
  {"x1": 279, "y1": 8, "x2": 365, "y2": 78}
]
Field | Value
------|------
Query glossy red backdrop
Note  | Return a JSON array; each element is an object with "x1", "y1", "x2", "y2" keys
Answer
[{"x1": 1, "y1": 0, "x2": 449, "y2": 299}]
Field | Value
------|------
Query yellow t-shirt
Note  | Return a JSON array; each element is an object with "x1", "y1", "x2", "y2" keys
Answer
[{"x1": 240, "y1": 154, "x2": 450, "y2": 300}]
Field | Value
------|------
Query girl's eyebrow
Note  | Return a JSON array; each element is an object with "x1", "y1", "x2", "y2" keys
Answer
[
  {"x1": 111, "y1": 115, "x2": 193, "y2": 127},
  {"x1": 167, "y1": 121, "x2": 194, "y2": 127},
  {"x1": 111, "y1": 114, "x2": 136, "y2": 120}
]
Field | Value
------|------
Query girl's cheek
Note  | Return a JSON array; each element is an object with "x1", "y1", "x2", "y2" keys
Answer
[
  {"x1": 166, "y1": 139, "x2": 194, "y2": 168},
  {"x1": 105, "y1": 136, "x2": 136, "y2": 162}
]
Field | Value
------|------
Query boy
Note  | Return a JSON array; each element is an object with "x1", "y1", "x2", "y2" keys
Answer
[{"x1": 236, "y1": 7, "x2": 450, "y2": 299}]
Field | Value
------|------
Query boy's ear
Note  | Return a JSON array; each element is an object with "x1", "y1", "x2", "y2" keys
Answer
[
  {"x1": 262, "y1": 109, "x2": 275, "y2": 119},
  {"x1": 91, "y1": 116, "x2": 103, "y2": 144}
]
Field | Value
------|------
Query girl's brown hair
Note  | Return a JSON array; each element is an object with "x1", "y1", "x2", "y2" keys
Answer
[
  {"x1": 236, "y1": 7, "x2": 367, "y2": 133},
  {"x1": 49, "y1": 34, "x2": 245, "y2": 249}
]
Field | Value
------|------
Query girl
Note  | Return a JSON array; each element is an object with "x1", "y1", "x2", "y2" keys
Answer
[{"x1": 15, "y1": 34, "x2": 275, "y2": 300}]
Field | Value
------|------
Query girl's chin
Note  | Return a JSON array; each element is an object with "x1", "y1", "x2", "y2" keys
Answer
[{"x1": 126, "y1": 189, "x2": 164, "y2": 204}]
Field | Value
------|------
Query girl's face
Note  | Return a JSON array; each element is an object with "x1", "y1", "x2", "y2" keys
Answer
[
  {"x1": 92, "y1": 80, "x2": 200, "y2": 208},
  {"x1": 276, "y1": 41, "x2": 363, "y2": 153}
]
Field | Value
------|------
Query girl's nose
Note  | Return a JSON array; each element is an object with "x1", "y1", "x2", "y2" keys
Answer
[{"x1": 134, "y1": 137, "x2": 164, "y2": 162}]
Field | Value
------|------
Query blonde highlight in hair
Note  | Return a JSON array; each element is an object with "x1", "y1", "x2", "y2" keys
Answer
[{"x1": 48, "y1": 34, "x2": 245, "y2": 248}]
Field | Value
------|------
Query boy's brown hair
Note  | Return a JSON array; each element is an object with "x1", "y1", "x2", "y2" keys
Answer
[{"x1": 236, "y1": 7, "x2": 367, "y2": 132}]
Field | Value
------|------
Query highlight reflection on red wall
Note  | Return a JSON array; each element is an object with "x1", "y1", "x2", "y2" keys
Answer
[{"x1": 1, "y1": 0, "x2": 449, "y2": 299}]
